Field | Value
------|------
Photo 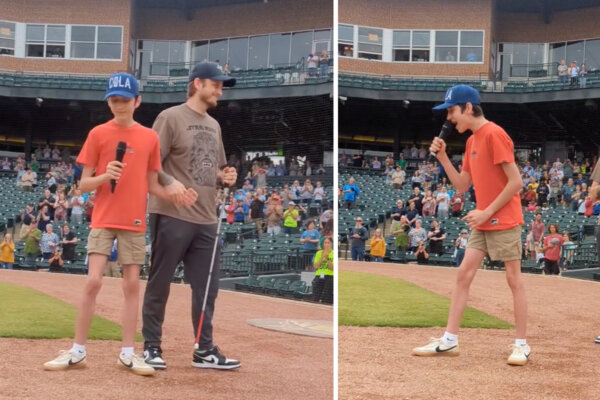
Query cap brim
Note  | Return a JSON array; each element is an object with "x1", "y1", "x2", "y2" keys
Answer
[
  {"x1": 432, "y1": 102, "x2": 454, "y2": 111},
  {"x1": 104, "y1": 91, "x2": 136, "y2": 100},
  {"x1": 212, "y1": 75, "x2": 236, "y2": 87}
]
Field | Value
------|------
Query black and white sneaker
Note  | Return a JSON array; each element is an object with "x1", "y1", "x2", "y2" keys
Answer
[
  {"x1": 192, "y1": 346, "x2": 240, "y2": 370},
  {"x1": 143, "y1": 346, "x2": 166, "y2": 370}
]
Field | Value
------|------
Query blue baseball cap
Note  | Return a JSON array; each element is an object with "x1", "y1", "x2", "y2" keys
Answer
[
  {"x1": 432, "y1": 85, "x2": 480, "y2": 110},
  {"x1": 189, "y1": 62, "x2": 236, "y2": 87},
  {"x1": 104, "y1": 73, "x2": 139, "y2": 100}
]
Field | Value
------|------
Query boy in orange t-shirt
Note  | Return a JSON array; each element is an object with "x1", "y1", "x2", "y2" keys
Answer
[
  {"x1": 43, "y1": 73, "x2": 196, "y2": 376},
  {"x1": 412, "y1": 85, "x2": 529, "y2": 366}
]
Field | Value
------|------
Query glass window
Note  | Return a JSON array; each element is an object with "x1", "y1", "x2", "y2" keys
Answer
[
  {"x1": 412, "y1": 49, "x2": 430, "y2": 62},
  {"x1": 358, "y1": 27, "x2": 382, "y2": 60},
  {"x1": 98, "y1": 26, "x2": 121, "y2": 43},
  {"x1": 26, "y1": 25, "x2": 44, "y2": 42},
  {"x1": 248, "y1": 35, "x2": 269, "y2": 69},
  {"x1": 584, "y1": 39, "x2": 600, "y2": 70},
  {"x1": 314, "y1": 29, "x2": 330, "y2": 41},
  {"x1": 412, "y1": 31, "x2": 430, "y2": 47},
  {"x1": 47, "y1": 25, "x2": 65, "y2": 43},
  {"x1": 209, "y1": 38, "x2": 228, "y2": 64},
  {"x1": 459, "y1": 47, "x2": 482, "y2": 62},
  {"x1": 436, "y1": 31, "x2": 458, "y2": 46},
  {"x1": 393, "y1": 31, "x2": 410, "y2": 47},
  {"x1": 461, "y1": 31, "x2": 483, "y2": 46},
  {"x1": 192, "y1": 40, "x2": 209, "y2": 63},
  {"x1": 169, "y1": 41, "x2": 186, "y2": 64},
  {"x1": 0, "y1": 21, "x2": 15, "y2": 55},
  {"x1": 291, "y1": 31, "x2": 312, "y2": 64},
  {"x1": 566, "y1": 40, "x2": 584, "y2": 65},
  {"x1": 528, "y1": 43, "x2": 544, "y2": 66},
  {"x1": 97, "y1": 43, "x2": 121, "y2": 60},
  {"x1": 549, "y1": 42, "x2": 566, "y2": 66},
  {"x1": 338, "y1": 43, "x2": 353, "y2": 57},
  {"x1": 338, "y1": 25, "x2": 353, "y2": 42},
  {"x1": 71, "y1": 42, "x2": 95, "y2": 58},
  {"x1": 72, "y1": 26, "x2": 95, "y2": 42},
  {"x1": 228, "y1": 37, "x2": 248, "y2": 71},
  {"x1": 269, "y1": 33, "x2": 291, "y2": 66}
]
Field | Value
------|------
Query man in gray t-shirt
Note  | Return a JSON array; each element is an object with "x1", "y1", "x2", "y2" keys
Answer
[{"x1": 142, "y1": 62, "x2": 240, "y2": 370}]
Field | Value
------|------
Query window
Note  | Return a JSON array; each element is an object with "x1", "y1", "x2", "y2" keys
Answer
[
  {"x1": 357, "y1": 27, "x2": 382, "y2": 60},
  {"x1": 338, "y1": 24, "x2": 354, "y2": 57},
  {"x1": 248, "y1": 35, "x2": 269, "y2": 69},
  {"x1": 144, "y1": 40, "x2": 186, "y2": 76},
  {"x1": 192, "y1": 40, "x2": 209, "y2": 63},
  {"x1": 71, "y1": 26, "x2": 96, "y2": 59},
  {"x1": 549, "y1": 42, "x2": 566, "y2": 66},
  {"x1": 585, "y1": 39, "x2": 600, "y2": 70},
  {"x1": 290, "y1": 31, "x2": 312, "y2": 64},
  {"x1": 392, "y1": 30, "x2": 410, "y2": 61},
  {"x1": 435, "y1": 31, "x2": 458, "y2": 62},
  {"x1": 269, "y1": 33, "x2": 291, "y2": 66},
  {"x1": 0, "y1": 21, "x2": 15, "y2": 56},
  {"x1": 209, "y1": 38, "x2": 228, "y2": 65},
  {"x1": 228, "y1": 37, "x2": 248, "y2": 71},
  {"x1": 411, "y1": 31, "x2": 430, "y2": 61},
  {"x1": 394, "y1": 30, "x2": 430, "y2": 62},
  {"x1": 566, "y1": 40, "x2": 584, "y2": 65},
  {"x1": 459, "y1": 31, "x2": 483, "y2": 62},
  {"x1": 97, "y1": 26, "x2": 122, "y2": 59}
]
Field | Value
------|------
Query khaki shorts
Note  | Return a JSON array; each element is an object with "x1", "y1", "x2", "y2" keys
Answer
[
  {"x1": 467, "y1": 225, "x2": 522, "y2": 261},
  {"x1": 87, "y1": 228, "x2": 146, "y2": 265}
]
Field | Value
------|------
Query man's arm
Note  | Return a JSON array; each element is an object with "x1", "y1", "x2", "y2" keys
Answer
[
  {"x1": 463, "y1": 162, "x2": 522, "y2": 228},
  {"x1": 149, "y1": 171, "x2": 197, "y2": 207}
]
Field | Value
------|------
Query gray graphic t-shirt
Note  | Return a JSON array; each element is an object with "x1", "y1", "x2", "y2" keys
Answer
[{"x1": 148, "y1": 103, "x2": 226, "y2": 224}]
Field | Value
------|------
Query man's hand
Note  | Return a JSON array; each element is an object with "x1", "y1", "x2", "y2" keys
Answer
[
  {"x1": 461, "y1": 209, "x2": 492, "y2": 229},
  {"x1": 180, "y1": 188, "x2": 198, "y2": 207},
  {"x1": 164, "y1": 179, "x2": 188, "y2": 206},
  {"x1": 222, "y1": 167, "x2": 237, "y2": 186}
]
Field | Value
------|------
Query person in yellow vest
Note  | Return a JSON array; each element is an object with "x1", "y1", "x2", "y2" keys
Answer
[
  {"x1": 369, "y1": 228, "x2": 386, "y2": 262},
  {"x1": 283, "y1": 201, "x2": 300, "y2": 234},
  {"x1": 0, "y1": 233, "x2": 15, "y2": 269},
  {"x1": 312, "y1": 236, "x2": 333, "y2": 304}
]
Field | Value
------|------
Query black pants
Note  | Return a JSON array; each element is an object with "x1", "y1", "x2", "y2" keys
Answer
[
  {"x1": 543, "y1": 258, "x2": 559, "y2": 275},
  {"x1": 142, "y1": 214, "x2": 220, "y2": 350},
  {"x1": 312, "y1": 275, "x2": 333, "y2": 304}
]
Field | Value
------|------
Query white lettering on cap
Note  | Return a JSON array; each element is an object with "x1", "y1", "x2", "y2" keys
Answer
[
  {"x1": 109, "y1": 75, "x2": 132, "y2": 90},
  {"x1": 445, "y1": 88, "x2": 453, "y2": 102}
]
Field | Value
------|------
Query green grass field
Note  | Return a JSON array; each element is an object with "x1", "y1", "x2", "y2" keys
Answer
[
  {"x1": 0, "y1": 281, "x2": 141, "y2": 340},
  {"x1": 339, "y1": 270, "x2": 512, "y2": 329}
]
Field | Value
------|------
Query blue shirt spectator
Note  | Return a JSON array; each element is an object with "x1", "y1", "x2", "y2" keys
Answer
[{"x1": 300, "y1": 221, "x2": 320, "y2": 252}]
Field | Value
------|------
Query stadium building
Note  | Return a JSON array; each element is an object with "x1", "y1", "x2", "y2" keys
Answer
[
  {"x1": 339, "y1": 0, "x2": 600, "y2": 275},
  {"x1": 0, "y1": 0, "x2": 334, "y2": 295}
]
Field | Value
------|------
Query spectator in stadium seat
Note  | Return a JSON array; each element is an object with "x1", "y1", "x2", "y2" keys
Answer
[
  {"x1": 369, "y1": 228, "x2": 386, "y2": 262},
  {"x1": 350, "y1": 217, "x2": 368, "y2": 261},
  {"x1": 37, "y1": 205, "x2": 52, "y2": 232},
  {"x1": 233, "y1": 199, "x2": 247, "y2": 223},
  {"x1": 405, "y1": 201, "x2": 420, "y2": 228},
  {"x1": 418, "y1": 145, "x2": 428, "y2": 160},
  {"x1": 410, "y1": 144, "x2": 418, "y2": 159},
  {"x1": 391, "y1": 166, "x2": 405, "y2": 189},
  {"x1": 300, "y1": 179, "x2": 314, "y2": 205},
  {"x1": 579, "y1": 63, "x2": 588, "y2": 88},
  {"x1": 319, "y1": 50, "x2": 329, "y2": 77},
  {"x1": 536, "y1": 178, "x2": 550, "y2": 208},
  {"x1": 342, "y1": 177, "x2": 360, "y2": 209},
  {"x1": 561, "y1": 178, "x2": 575, "y2": 208},
  {"x1": 60, "y1": 224, "x2": 78, "y2": 262},
  {"x1": 407, "y1": 186, "x2": 424, "y2": 215},
  {"x1": 307, "y1": 53, "x2": 318, "y2": 76},
  {"x1": 70, "y1": 188, "x2": 85, "y2": 225},
  {"x1": 408, "y1": 219, "x2": 427, "y2": 252},
  {"x1": 392, "y1": 215, "x2": 411, "y2": 252},
  {"x1": 0, "y1": 233, "x2": 15, "y2": 269},
  {"x1": 24, "y1": 217, "x2": 41, "y2": 263},
  {"x1": 559, "y1": 232, "x2": 575, "y2": 273},
  {"x1": 265, "y1": 195, "x2": 283, "y2": 235},
  {"x1": 371, "y1": 157, "x2": 381, "y2": 169},
  {"x1": 558, "y1": 59, "x2": 568, "y2": 83},
  {"x1": 249, "y1": 192, "x2": 265, "y2": 236},
  {"x1": 528, "y1": 213, "x2": 545, "y2": 260},
  {"x1": 48, "y1": 249, "x2": 64, "y2": 271},
  {"x1": 414, "y1": 240, "x2": 429, "y2": 264},
  {"x1": 451, "y1": 189, "x2": 465, "y2": 217},
  {"x1": 397, "y1": 153, "x2": 408, "y2": 171},
  {"x1": 436, "y1": 186, "x2": 451, "y2": 219},
  {"x1": 300, "y1": 220, "x2": 320, "y2": 260},
  {"x1": 19, "y1": 204, "x2": 36, "y2": 241},
  {"x1": 1, "y1": 157, "x2": 10, "y2": 170},
  {"x1": 53, "y1": 192, "x2": 68, "y2": 223},
  {"x1": 454, "y1": 229, "x2": 468, "y2": 266},
  {"x1": 84, "y1": 191, "x2": 96, "y2": 223},
  {"x1": 427, "y1": 219, "x2": 446, "y2": 256},
  {"x1": 21, "y1": 167, "x2": 35, "y2": 192},
  {"x1": 38, "y1": 189, "x2": 56, "y2": 220},
  {"x1": 411, "y1": 170, "x2": 423, "y2": 189},
  {"x1": 319, "y1": 205, "x2": 333, "y2": 232},
  {"x1": 569, "y1": 61, "x2": 580, "y2": 87},
  {"x1": 283, "y1": 201, "x2": 300, "y2": 234},
  {"x1": 43, "y1": 145, "x2": 51, "y2": 160},
  {"x1": 40, "y1": 223, "x2": 59, "y2": 260},
  {"x1": 312, "y1": 236, "x2": 333, "y2": 304},
  {"x1": 421, "y1": 189, "x2": 436, "y2": 217}
]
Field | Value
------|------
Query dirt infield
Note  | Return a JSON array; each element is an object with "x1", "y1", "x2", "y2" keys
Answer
[
  {"x1": 0, "y1": 270, "x2": 332, "y2": 400},
  {"x1": 339, "y1": 261, "x2": 600, "y2": 400}
]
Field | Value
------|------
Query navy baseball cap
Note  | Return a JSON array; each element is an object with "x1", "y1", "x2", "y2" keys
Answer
[
  {"x1": 104, "y1": 72, "x2": 139, "y2": 100},
  {"x1": 189, "y1": 62, "x2": 236, "y2": 87},
  {"x1": 432, "y1": 85, "x2": 480, "y2": 110}
]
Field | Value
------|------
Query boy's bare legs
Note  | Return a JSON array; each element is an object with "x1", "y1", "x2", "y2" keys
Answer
[
  {"x1": 445, "y1": 247, "x2": 486, "y2": 334},
  {"x1": 75, "y1": 254, "x2": 107, "y2": 345},
  {"x1": 121, "y1": 264, "x2": 141, "y2": 348},
  {"x1": 504, "y1": 259, "x2": 527, "y2": 339}
]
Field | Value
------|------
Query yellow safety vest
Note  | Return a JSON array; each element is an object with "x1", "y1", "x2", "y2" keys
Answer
[{"x1": 314, "y1": 250, "x2": 334, "y2": 276}]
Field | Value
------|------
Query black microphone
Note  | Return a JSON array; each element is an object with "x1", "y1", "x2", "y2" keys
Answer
[
  {"x1": 429, "y1": 121, "x2": 455, "y2": 161},
  {"x1": 111, "y1": 141, "x2": 127, "y2": 193}
]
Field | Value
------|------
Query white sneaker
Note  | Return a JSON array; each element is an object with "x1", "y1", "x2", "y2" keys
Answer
[
  {"x1": 118, "y1": 353, "x2": 156, "y2": 376},
  {"x1": 412, "y1": 337, "x2": 459, "y2": 357},
  {"x1": 507, "y1": 344, "x2": 531, "y2": 366},
  {"x1": 43, "y1": 350, "x2": 86, "y2": 371}
]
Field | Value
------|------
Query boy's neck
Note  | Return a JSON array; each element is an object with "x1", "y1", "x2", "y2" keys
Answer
[
  {"x1": 112, "y1": 117, "x2": 136, "y2": 127},
  {"x1": 469, "y1": 116, "x2": 489, "y2": 133}
]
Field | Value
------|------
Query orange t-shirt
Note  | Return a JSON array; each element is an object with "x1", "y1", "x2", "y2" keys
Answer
[
  {"x1": 462, "y1": 121, "x2": 523, "y2": 231},
  {"x1": 76, "y1": 120, "x2": 161, "y2": 232}
]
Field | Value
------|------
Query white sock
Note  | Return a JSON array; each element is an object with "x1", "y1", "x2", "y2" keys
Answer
[
  {"x1": 441, "y1": 331, "x2": 458, "y2": 346},
  {"x1": 515, "y1": 339, "x2": 527, "y2": 347},
  {"x1": 71, "y1": 343, "x2": 86, "y2": 356},
  {"x1": 120, "y1": 347, "x2": 134, "y2": 358}
]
